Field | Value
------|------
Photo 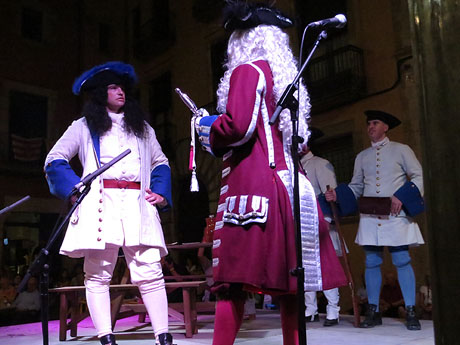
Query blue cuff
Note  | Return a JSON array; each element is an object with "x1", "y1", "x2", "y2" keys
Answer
[
  {"x1": 394, "y1": 181, "x2": 425, "y2": 217},
  {"x1": 197, "y1": 115, "x2": 219, "y2": 154},
  {"x1": 45, "y1": 159, "x2": 80, "y2": 199},
  {"x1": 317, "y1": 194, "x2": 332, "y2": 217},
  {"x1": 150, "y1": 164, "x2": 172, "y2": 211},
  {"x1": 335, "y1": 183, "x2": 358, "y2": 216}
]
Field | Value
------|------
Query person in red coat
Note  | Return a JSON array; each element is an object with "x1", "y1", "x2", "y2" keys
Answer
[{"x1": 194, "y1": 3, "x2": 347, "y2": 345}]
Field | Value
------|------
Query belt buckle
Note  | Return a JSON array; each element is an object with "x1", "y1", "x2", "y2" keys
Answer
[{"x1": 117, "y1": 180, "x2": 129, "y2": 189}]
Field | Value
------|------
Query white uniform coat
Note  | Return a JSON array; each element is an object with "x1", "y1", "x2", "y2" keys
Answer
[
  {"x1": 45, "y1": 117, "x2": 169, "y2": 258},
  {"x1": 348, "y1": 138, "x2": 424, "y2": 246},
  {"x1": 301, "y1": 151, "x2": 344, "y2": 255}
]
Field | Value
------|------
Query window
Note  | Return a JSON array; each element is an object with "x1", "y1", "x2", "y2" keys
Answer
[
  {"x1": 8, "y1": 91, "x2": 47, "y2": 163},
  {"x1": 131, "y1": 6, "x2": 140, "y2": 41},
  {"x1": 149, "y1": 73, "x2": 173, "y2": 159},
  {"x1": 211, "y1": 39, "x2": 228, "y2": 99},
  {"x1": 313, "y1": 134, "x2": 354, "y2": 184},
  {"x1": 132, "y1": 1, "x2": 175, "y2": 59},
  {"x1": 99, "y1": 23, "x2": 110, "y2": 53},
  {"x1": 295, "y1": 0, "x2": 347, "y2": 31},
  {"x1": 151, "y1": 0, "x2": 170, "y2": 37},
  {"x1": 21, "y1": 8, "x2": 43, "y2": 42},
  {"x1": 295, "y1": 0, "x2": 348, "y2": 57}
]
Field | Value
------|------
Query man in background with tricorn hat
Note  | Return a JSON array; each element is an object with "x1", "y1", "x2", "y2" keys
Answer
[
  {"x1": 300, "y1": 127, "x2": 344, "y2": 326},
  {"x1": 192, "y1": 2, "x2": 346, "y2": 344},
  {"x1": 326, "y1": 110, "x2": 425, "y2": 331},
  {"x1": 44, "y1": 61, "x2": 173, "y2": 345}
]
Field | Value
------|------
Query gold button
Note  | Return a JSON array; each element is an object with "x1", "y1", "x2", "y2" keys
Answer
[
  {"x1": 376, "y1": 190, "x2": 380, "y2": 193},
  {"x1": 377, "y1": 164, "x2": 380, "y2": 167},
  {"x1": 377, "y1": 183, "x2": 380, "y2": 186},
  {"x1": 377, "y1": 177, "x2": 380, "y2": 180},
  {"x1": 97, "y1": 237, "x2": 101, "y2": 241},
  {"x1": 378, "y1": 224, "x2": 381, "y2": 226},
  {"x1": 377, "y1": 152, "x2": 380, "y2": 155},
  {"x1": 377, "y1": 158, "x2": 381, "y2": 161}
]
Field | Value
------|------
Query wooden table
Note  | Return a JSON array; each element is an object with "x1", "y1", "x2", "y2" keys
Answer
[{"x1": 50, "y1": 281, "x2": 206, "y2": 341}]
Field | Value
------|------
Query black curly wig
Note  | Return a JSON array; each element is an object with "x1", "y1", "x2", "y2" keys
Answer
[{"x1": 82, "y1": 85, "x2": 147, "y2": 138}]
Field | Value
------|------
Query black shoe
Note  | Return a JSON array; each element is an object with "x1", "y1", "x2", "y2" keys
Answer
[
  {"x1": 323, "y1": 318, "x2": 339, "y2": 327},
  {"x1": 324, "y1": 318, "x2": 339, "y2": 327},
  {"x1": 305, "y1": 314, "x2": 319, "y2": 322},
  {"x1": 359, "y1": 304, "x2": 382, "y2": 328},
  {"x1": 158, "y1": 332, "x2": 173, "y2": 345},
  {"x1": 406, "y1": 305, "x2": 421, "y2": 330},
  {"x1": 99, "y1": 334, "x2": 117, "y2": 345}
]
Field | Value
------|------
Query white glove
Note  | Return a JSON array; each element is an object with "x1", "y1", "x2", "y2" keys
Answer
[
  {"x1": 196, "y1": 108, "x2": 209, "y2": 117},
  {"x1": 194, "y1": 108, "x2": 209, "y2": 131}
]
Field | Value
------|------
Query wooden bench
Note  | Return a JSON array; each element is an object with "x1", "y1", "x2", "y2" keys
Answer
[{"x1": 50, "y1": 280, "x2": 206, "y2": 341}]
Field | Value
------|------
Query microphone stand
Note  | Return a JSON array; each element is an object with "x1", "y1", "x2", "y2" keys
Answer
[
  {"x1": 18, "y1": 149, "x2": 131, "y2": 345},
  {"x1": 0, "y1": 195, "x2": 31, "y2": 216},
  {"x1": 270, "y1": 30, "x2": 327, "y2": 345}
]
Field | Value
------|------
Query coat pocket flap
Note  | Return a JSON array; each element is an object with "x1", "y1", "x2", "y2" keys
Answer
[{"x1": 222, "y1": 195, "x2": 269, "y2": 225}]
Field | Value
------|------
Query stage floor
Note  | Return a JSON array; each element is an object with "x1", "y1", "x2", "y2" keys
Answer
[{"x1": 0, "y1": 311, "x2": 434, "y2": 345}]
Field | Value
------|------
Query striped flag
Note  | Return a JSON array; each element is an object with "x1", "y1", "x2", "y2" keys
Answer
[{"x1": 10, "y1": 134, "x2": 43, "y2": 162}]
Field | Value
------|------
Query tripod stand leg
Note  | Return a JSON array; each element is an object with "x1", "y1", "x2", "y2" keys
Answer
[{"x1": 40, "y1": 263, "x2": 50, "y2": 345}]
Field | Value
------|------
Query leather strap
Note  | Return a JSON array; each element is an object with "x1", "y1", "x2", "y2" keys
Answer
[{"x1": 103, "y1": 179, "x2": 140, "y2": 190}]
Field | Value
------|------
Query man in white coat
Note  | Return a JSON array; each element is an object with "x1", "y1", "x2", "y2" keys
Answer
[
  {"x1": 326, "y1": 110, "x2": 425, "y2": 331},
  {"x1": 44, "y1": 62, "x2": 173, "y2": 345},
  {"x1": 300, "y1": 128, "x2": 343, "y2": 326}
]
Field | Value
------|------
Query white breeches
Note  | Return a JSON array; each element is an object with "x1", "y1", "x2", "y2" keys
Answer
[
  {"x1": 84, "y1": 245, "x2": 168, "y2": 338},
  {"x1": 305, "y1": 288, "x2": 340, "y2": 319}
]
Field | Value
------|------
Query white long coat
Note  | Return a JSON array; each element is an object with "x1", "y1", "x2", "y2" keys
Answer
[
  {"x1": 45, "y1": 118, "x2": 169, "y2": 258},
  {"x1": 349, "y1": 139, "x2": 424, "y2": 246},
  {"x1": 301, "y1": 151, "x2": 345, "y2": 255}
]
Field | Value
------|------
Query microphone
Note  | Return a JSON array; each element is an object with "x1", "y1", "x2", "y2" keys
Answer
[{"x1": 308, "y1": 14, "x2": 347, "y2": 29}]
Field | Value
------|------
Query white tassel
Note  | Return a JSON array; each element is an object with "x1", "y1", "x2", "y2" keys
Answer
[
  {"x1": 190, "y1": 169, "x2": 199, "y2": 192},
  {"x1": 189, "y1": 115, "x2": 200, "y2": 192}
]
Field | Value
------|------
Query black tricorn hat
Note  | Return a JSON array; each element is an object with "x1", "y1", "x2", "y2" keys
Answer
[
  {"x1": 307, "y1": 127, "x2": 324, "y2": 145},
  {"x1": 223, "y1": 1, "x2": 293, "y2": 31},
  {"x1": 365, "y1": 110, "x2": 401, "y2": 129}
]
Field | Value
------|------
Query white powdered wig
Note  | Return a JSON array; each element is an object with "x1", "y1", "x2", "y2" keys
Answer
[{"x1": 216, "y1": 25, "x2": 311, "y2": 147}]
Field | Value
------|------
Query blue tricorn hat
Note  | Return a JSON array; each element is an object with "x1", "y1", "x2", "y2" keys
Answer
[
  {"x1": 72, "y1": 61, "x2": 138, "y2": 95},
  {"x1": 365, "y1": 110, "x2": 401, "y2": 129},
  {"x1": 223, "y1": 1, "x2": 293, "y2": 31}
]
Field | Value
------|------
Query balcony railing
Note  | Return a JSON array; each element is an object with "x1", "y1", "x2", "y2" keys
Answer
[{"x1": 305, "y1": 45, "x2": 366, "y2": 114}]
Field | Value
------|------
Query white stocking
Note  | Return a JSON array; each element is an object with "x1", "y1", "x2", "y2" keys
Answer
[{"x1": 85, "y1": 282, "x2": 112, "y2": 338}]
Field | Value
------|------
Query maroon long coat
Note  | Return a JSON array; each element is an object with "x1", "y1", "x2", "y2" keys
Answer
[{"x1": 198, "y1": 60, "x2": 346, "y2": 294}]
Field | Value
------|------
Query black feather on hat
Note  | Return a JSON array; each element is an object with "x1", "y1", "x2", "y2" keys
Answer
[
  {"x1": 365, "y1": 110, "x2": 401, "y2": 129},
  {"x1": 223, "y1": 1, "x2": 293, "y2": 31},
  {"x1": 307, "y1": 127, "x2": 324, "y2": 146}
]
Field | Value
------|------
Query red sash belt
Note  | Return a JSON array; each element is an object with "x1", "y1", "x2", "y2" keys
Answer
[{"x1": 103, "y1": 179, "x2": 141, "y2": 190}]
